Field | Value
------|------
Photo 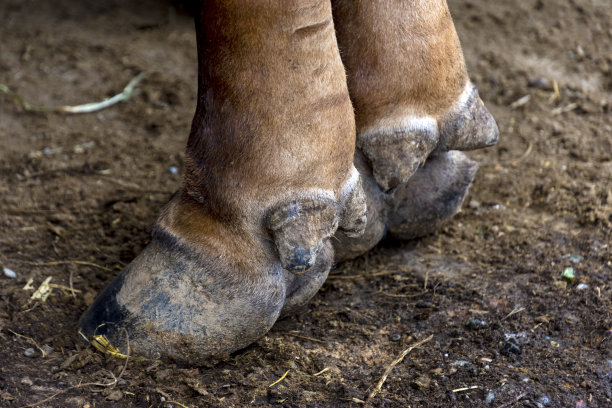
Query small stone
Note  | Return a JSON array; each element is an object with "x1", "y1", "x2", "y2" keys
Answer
[
  {"x1": 527, "y1": 77, "x2": 551, "y2": 89},
  {"x1": 23, "y1": 348, "x2": 36, "y2": 358},
  {"x1": 465, "y1": 318, "x2": 488, "y2": 330},
  {"x1": 576, "y1": 283, "x2": 589, "y2": 290},
  {"x1": 537, "y1": 395, "x2": 551, "y2": 406},
  {"x1": 389, "y1": 334, "x2": 401, "y2": 342},
  {"x1": 412, "y1": 375, "x2": 431, "y2": 389},
  {"x1": 563, "y1": 254, "x2": 583, "y2": 263},
  {"x1": 3, "y1": 267, "x2": 16, "y2": 279},
  {"x1": 469, "y1": 199, "x2": 481, "y2": 209},
  {"x1": 501, "y1": 339, "x2": 521, "y2": 356},
  {"x1": 105, "y1": 390, "x2": 123, "y2": 401},
  {"x1": 168, "y1": 166, "x2": 179, "y2": 175},
  {"x1": 415, "y1": 300, "x2": 433, "y2": 308},
  {"x1": 485, "y1": 391, "x2": 495, "y2": 404},
  {"x1": 21, "y1": 377, "x2": 33, "y2": 386}
]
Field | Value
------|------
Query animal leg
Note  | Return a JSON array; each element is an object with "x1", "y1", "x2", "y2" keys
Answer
[
  {"x1": 79, "y1": 0, "x2": 359, "y2": 363},
  {"x1": 333, "y1": 0, "x2": 498, "y2": 191}
]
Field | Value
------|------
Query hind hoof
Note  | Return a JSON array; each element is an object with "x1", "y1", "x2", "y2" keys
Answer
[{"x1": 388, "y1": 151, "x2": 478, "y2": 240}]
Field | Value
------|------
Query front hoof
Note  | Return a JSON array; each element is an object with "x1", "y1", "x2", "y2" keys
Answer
[{"x1": 78, "y1": 229, "x2": 286, "y2": 364}]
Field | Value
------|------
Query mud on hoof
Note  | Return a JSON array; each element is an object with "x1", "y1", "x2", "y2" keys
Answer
[{"x1": 357, "y1": 83, "x2": 498, "y2": 191}]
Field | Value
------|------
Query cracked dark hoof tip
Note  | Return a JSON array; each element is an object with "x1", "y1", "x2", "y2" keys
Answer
[
  {"x1": 438, "y1": 83, "x2": 499, "y2": 152},
  {"x1": 266, "y1": 198, "x2": 338, "y2": 275},
  {"x1": 358, "y1": 123, "x2": 438, "y2": 190},
  {"x1": 285, "y1": 246, "x2": 318, "y2": 272}
]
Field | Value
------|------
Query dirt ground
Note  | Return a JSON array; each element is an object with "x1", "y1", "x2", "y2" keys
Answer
[{"x1": 1, "y1": 0, "x2": 611, "y2": 407}]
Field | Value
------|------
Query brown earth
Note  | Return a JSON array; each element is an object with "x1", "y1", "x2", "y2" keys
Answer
[{"x1": 1, "y1": 0, "x2": 611, "y2": 407}]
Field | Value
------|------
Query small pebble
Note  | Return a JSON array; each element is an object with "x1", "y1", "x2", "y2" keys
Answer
[
  {"x1": 415, "y1": 300, "x2": 433, "y2": 308},
  {"x1": 465, "y1": 318, "x2": 488, "y2": 330},
  {"x1": 469, "y1": 199, "x2": 481, "y2": 209},
  {"x1": 576, "y1": 283, "x2": 589, "y2": 290},
  {"x1": 485, "y1": 391, "x2": 495, "y2": 404},
  {"x1": 3, "y1": 267, "x2": 16, "y2": 279},
  {"x1": 168, "y1": 166, "x2": 179, "y2": 175},
  {"x1": 527, "y1": 77, "x2": 551, "y2": 89},
  {"x1": 537, "y1": 395, "x2": 551, "y2": 406},
  {"x1": 389, "y1": 333, "x2": 401, "y2": 342},
  {"x1": 23, "y1": 348, "x2": 36, "y2": 358},
  {"x1": 43, "y1": 147, "x2": 52, "y2": 155},
  {"x1": 412, "y1": 375, "x2": 431, "y2": 389},
  {"x1": 501, "y1": 339, "x2": 521, "y2": 356},
  {"x1": 563, "y1": 254, "x2": 583, "y2": 263},
  {"x1": 21, "y1": 377, "x2": 33, "y2": 386}
]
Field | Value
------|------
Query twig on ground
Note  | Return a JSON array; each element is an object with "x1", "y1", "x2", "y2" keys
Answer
[
  {"x1": 22, "y1": 328, "x2": 131, "y2": 407},
  {"x1": 366, "y1": 334, "x2": 434, "y2": 402},
  {"x1": 549, "y1": 80, "x2": 560, "y2": 103},
  {"x1": 313, "y1": 367, "x2": 330, "y2": 376},
  {"x1": 511, "y1": 141, "x2": 533, "y2": 166},
  {"x1": 502, "y1": 306, "x2": 526, "y2": 321},
  {"x1": 24, "y1": 260, "x2": 114, "y2": 272},
  {"x1": 21, "y1": 369, "x2": 119, "y2": 408},
  {"x1": 7, "y1": 329, "x2": 47, "y2": 357},
  {"x1": 452, "y1": 385, "x2": 480, "y2": 392},
  {"x1": 269, "y1": 369, "x2": 291, "y2": 388},
  {"x1": 1, "y1": 72, "x2": 147, "y2": 114}
]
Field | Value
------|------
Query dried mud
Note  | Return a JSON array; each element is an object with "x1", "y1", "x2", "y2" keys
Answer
[{"x1": 1, "y1": 0, "x2": 611, "y2": 407}]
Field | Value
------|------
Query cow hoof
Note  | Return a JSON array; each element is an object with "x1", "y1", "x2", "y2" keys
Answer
[
  {"x1": 387, "y1": 151, "x2": 478, "y2": 240},
  {"x1": 358, "y1": 118, "x2": 438, "y2": 190},
  {"x1": 78, "y1": 227, "x2": 287, "y2": 364},
  {"x1": 266, "y1": 197, "x2": 339, "y2": 274},
  {"x1": 78, "y1": 191, "x2": 342, "y2": 363},
  {"x1": 334, "y1": 152, "x2": 388, "y2": 262},
  {"x1": 437, "y1": 83, "x2": 499, "y2": 152},
  {"x1": 338, "y1": 168, "x2": 368, "y2": 238},
  {"x1": 356, "y1": 82, "x2": 497, "y2": 192}
]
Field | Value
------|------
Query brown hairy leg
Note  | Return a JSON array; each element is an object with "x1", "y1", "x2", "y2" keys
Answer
[
  {"x1": 332, "y1": 0, "x2": 498, "y2": 260},
  {"x1": 78, "y1": 0, "x2": 366, "y2": 364}
]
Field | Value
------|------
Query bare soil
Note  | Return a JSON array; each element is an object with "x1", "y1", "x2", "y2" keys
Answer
[{"x1": 1, "y1": 0, "x2": 611, "y2": 407}]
